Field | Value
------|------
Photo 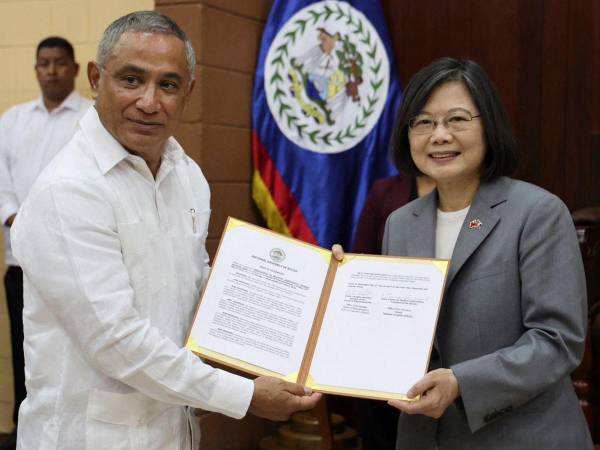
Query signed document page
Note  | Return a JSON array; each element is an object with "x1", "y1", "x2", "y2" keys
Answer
[
  {"x1": 187, "y1": 217, "x2": 449, "y2": 399},
  {"x1": 308, "y1": 255, "x2": 447, "y2": 400},
  {"x1": 187, "y1": 218, "x2": 330, "y2": 380}
]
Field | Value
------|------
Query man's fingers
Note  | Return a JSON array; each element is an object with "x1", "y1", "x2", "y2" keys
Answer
[
  {"x1": 269, "y1": 391, "x2": 322, "y2": 421},
  {"x1": 249, "y1": 377, "x2": 322, "y2": 421},
  {"x1": 293, "y1": 392, "x2": 322, "y2": 410},
  {"x1": 281, "y1": 379, "x2": 311, "y2": 396}
]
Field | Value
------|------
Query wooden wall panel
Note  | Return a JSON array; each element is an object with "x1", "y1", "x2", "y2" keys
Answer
[
  {"x1": 538, "y1": 0, "x2": 568, "y2": 195},
  {"x1": 197, "y1": 0, "x2": 270, "y2": 20},
  {"x1": 469, "y1": 0, "x2": 519, "y2": 125},
  {"x1": 157, "y1": 0, "x2": 270, "y2": 19},
  {"x1": 594, "y1": 0, "x2": 600, "y2": 134},
  {"x1": 593, "y1": 0, "x2": 600, "y2": 186},
  {"x1": 564, "y1": 0, "x2": 594, "y2": 209},
  {"x1": 388, "y1": 0, "x2": 470, "y2": 85},
  {"x1": 514, "y1": 0, "x2": 543, "y2": 184},
  {"x1": 382, "y1": 0, "x2": 600, "y2": 211}
]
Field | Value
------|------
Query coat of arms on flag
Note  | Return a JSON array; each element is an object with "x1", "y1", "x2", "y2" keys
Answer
[
  {"x1": 264, "y1": 2, "x2": 390, "y2": 153},
  {"x1": 253, "y1": 0, "x2": 401, "y2": 248}
]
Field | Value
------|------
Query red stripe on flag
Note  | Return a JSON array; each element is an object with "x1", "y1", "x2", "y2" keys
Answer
[{"x1": 252, "y1": 130, "x2": 317, "y2": 244}]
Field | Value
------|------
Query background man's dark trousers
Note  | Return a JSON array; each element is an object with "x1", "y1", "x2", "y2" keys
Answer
[{"x1": 4, "y1": 266, "x2": 24, "y2": 427}]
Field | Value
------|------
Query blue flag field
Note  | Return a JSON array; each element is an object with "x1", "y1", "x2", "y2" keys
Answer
[{"x1": 252, "y1": 0, "x2": 402, "y2": 248}]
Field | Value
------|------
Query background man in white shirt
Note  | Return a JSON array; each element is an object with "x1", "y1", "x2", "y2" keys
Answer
[
  {"x1": 10, "y1": 12, "x2": 320, "y2": 450},
  {"x1": 0, "y1": 36, "x2": 91, "y2": 450}
]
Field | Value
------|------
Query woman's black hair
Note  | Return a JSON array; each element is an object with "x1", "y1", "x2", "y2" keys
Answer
[{"x1": 391, "y1": 57, "x2": 518, "y2": 181}]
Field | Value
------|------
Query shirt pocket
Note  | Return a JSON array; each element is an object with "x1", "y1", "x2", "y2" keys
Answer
[
  {"x1": 117, "y1": 221, "x2": 169, "y2": 304},
  {"x1": 86, "y1": 388, "x2": 177, "y2": 450},
  {"x1": 461, "y1": 260, "x2": 511, "y2": 322},
  {"x1": 463, "y1": 260, "x2": 509, "y2": 283},
  {"x1": 118, "y1": 222, "x2": 148, "y2": 257},
  {"x1": 118, "y1": 222, "x2": 149, "y2": 315},
  {"x1": 463, "y1": 260, "x2": 522, "y2": 348}
]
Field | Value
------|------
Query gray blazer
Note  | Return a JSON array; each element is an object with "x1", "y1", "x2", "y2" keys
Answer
[{"x1": 383, "y1": 177, "x2": 593, "y2": 450}]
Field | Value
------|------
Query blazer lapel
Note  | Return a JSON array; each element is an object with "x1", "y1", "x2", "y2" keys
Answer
[
  {"x1": 445, "y1": 177, "x2": 509, "y2": 285},
  {"x1": 407, "y1": 191, "x2": 437, "y2": 258}
]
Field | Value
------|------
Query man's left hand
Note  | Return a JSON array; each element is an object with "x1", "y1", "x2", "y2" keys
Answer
[
  {"x1": 388, "y1": 368, "x2": 459, "y2": 419},
  {"x1": 249, "y1": 376, "x2": 322, "y2": 421}
]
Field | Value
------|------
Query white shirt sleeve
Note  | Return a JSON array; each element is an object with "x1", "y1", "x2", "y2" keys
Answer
[
  {"x1": 0, "y1": 111, "x2": 20, "y2": 224},
  {"x1": 12, "y1": 178, "x2": 254, "y2": 418}
]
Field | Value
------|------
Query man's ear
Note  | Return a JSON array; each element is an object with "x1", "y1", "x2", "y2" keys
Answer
[
  {"x1": 187, "y1": 79, "x2": 196, "y2": 97},
  {"x1": 182, "y1": 79, "x2": 195, "y2": 111},
  {"x1": 87, "y1": 61, "x2": 100, "y2": 95},
  {"x1": 73, "y1": 62, "x2": 80, "y2": 78}
]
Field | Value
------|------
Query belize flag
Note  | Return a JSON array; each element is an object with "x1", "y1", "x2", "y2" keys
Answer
[{"x1": 252, "y1": 0, "x2": 402, "y2": 249}]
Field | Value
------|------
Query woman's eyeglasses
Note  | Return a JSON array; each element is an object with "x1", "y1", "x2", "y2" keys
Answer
[{"x1": 408, "y1": 109, "x2": 481, "y2": 135}]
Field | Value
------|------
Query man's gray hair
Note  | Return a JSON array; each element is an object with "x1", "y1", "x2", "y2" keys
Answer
[{"x1": 97, "y1": 11, "x2": 196, "y2": 80}]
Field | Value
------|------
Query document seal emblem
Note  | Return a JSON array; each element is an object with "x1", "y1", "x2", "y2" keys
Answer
[{"x1": 269, "y1": 248, "x2": 286, "y2": 262}]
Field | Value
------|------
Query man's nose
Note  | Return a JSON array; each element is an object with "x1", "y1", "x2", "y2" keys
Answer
[
  {"x1": 136, "y1": 84, "x2": 160, "y2": 113},
  {"x1": 46, "y1": 62, "x2": 58, "y2": 75}
]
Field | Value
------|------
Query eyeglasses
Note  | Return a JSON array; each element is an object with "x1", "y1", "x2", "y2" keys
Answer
[{"x1": 408, "y1": 109, "x2": 481, "y2": 135}]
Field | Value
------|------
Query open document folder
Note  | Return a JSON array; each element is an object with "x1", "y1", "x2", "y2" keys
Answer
[{"x1": 186, "y1": 217, "x2": 449, "y2": 401}]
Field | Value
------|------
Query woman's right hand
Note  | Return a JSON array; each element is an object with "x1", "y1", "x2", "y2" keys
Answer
[
  {"x1": 388, "y1": 368, "x2": 460, "y2": 419},
  {"x1": 332, "y1": 244, "x2": 345, "y2": 261}
]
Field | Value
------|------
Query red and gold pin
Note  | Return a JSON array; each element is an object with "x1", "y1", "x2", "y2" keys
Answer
[{"x1": 468, "y1": 218, "x2": 482, "y2": 230}]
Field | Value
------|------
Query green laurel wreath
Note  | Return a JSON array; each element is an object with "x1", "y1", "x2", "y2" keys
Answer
[{"x1": 268, "y1": 3, "x2": 385, "y2": 147}]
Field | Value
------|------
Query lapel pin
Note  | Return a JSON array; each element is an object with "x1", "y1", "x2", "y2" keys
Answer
[{"x1": 468, "y1": 218, "x2": 482, "y2": 230}]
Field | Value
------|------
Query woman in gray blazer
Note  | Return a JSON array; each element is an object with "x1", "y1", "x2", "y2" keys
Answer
[{"x1": 382, "y1": 58, "x2": 593, "y2": 449}]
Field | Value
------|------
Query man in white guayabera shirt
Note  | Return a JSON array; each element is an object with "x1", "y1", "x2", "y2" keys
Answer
[
  {"x1": 0, "y1": 36, "x2": 92, "y2": 450},
  {"x1": 10, "y1": 11, "x2": 320, "y2": 450}
]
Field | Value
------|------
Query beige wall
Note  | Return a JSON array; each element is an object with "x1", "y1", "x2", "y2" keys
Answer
[{"x1": 0, "y1": 0, "x2": 154, "y2": 433}]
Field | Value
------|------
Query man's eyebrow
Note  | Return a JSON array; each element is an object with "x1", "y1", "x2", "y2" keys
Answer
[
  {"x1": 162, "y1": 72, "x2": 184, "y2": 85},
  {"x1": 114, "y1": 64, "x2": 147, "y2": 76},
  {"x1": 113, "y1": 66, "x2": 184, "y2": 84}
]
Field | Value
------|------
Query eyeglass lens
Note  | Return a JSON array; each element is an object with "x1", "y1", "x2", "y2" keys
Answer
[{"x1": 409, "y1": 110, "x2": 477, "y2": 134}]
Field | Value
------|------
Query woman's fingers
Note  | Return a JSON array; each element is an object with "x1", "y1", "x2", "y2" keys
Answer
[
  {"x1": 388, "y1": 368, "x2": 460, "y2": 419},
  {"x1": 331, "y1": 244, "x2": 345, "y2": 261}
]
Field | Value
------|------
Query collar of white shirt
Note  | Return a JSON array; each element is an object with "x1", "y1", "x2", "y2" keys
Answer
[
  {"x1": 79, "y1": 107, "x2": 186, "y2": 177},
  {"x1": 31, "y1": 90, "x2": 86, "y2": 115}
]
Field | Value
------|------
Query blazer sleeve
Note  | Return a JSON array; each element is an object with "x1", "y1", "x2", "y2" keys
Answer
[{"x1": 450, "y1": 193, "x2": 587, "y2": 433}]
